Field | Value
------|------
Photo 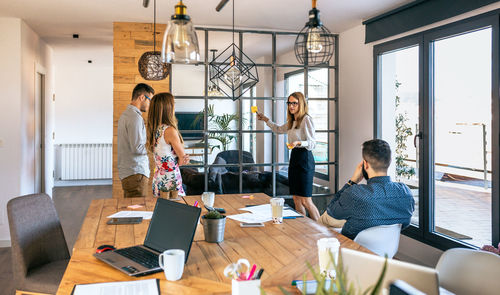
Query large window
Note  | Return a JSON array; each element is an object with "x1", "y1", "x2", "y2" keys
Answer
[
  {"x1": 285, "y1": 68, "x2": 331, "y2": 181},
  {"x1": 171, "y1": 27, "x2": 338, "y2": 203},
  {"x1": 375, "y1": 14, "x2": 499, "y2": 249}
]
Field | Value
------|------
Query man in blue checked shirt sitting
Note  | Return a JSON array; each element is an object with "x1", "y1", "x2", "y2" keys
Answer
[{"x1": 318, "y1": 139, "x2": 415, "y2": 240}]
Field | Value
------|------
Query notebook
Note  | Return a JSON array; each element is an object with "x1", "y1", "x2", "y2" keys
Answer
[{"x1": 94, "y1": 198, "x2": 201, "y2": 276}]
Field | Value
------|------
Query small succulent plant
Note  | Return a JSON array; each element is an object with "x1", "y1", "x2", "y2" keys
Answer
[{"x1": 204, "y1": 210, "x2": 224, "y2": 219}]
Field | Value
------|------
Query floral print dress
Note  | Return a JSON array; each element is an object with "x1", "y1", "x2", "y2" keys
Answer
[{"x1": 152, "y1": 125, "x2": 186, "y2": 197}]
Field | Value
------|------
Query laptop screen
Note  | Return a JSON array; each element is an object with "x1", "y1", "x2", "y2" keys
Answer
[{"x1": 144, "y1": 199, "x2": 201, "y2": 263}]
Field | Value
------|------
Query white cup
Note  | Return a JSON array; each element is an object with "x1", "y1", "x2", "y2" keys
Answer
[
  {"x1": 202, "y1": 192, "x2": 215, "y2": 208},
  {"x1": 158, "y1": 249, "x2": 185, "y2": 281},
  {"x1": 317, "y1": 238, "x2": 340, "y2": 278}
]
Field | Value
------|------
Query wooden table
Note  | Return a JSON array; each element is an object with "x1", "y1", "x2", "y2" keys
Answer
[{"x1": 56, "y1": 193, "x2": 372, "y2": 295}]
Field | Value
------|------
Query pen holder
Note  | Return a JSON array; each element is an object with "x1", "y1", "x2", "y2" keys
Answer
[{"x1": 232, "y1": 279, "x2": 261, "y2": 295}]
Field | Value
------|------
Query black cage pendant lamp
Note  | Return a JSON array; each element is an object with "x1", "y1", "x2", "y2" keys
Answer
[
  {"x1": 162, "y1": 0, "x2": 200, "y2": 64},
  {"x1": 209, "y1": 0, "x2": 259, "y2": 100},
  {"x1": 294, "y1": 0, "x2": 334, "y2": 66},
  {"x1": 138, "y1": 0, "x2": 170, "y2": 80}
]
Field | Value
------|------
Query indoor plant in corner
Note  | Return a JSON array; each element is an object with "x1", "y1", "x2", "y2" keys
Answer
[{"x1": 202, "y1": 210, "x2": 226, "y2": 243}]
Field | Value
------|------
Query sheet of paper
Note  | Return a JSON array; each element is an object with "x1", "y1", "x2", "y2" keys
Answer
[
  {"x1": 239, "y1": 204, "x2": 302, "y2": 217},
  {"x1": 238, "y1": 204, "x2": 271, "y2": 214},
  {"x1": 73, "y1": 279, "x2": 159, "y2": 295},
  {"x1": 227, "y1": 212, "x2": 272, "y2": 223},
  {"x1": 283, "y1": 208, "x2": 302, "y2": 217},
  {"x1": 107, "y1": 211, "x2": 153, "y2": 220}
]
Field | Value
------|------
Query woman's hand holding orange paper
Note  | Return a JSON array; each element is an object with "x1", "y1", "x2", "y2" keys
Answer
[{"x1": 286, "y1": 141, "x2": 301, "y2": 149}]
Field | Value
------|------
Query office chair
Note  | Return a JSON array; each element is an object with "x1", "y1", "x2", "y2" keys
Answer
[
  {"x1": 354, "y1": 224, "x2": 402, "y2": 258},
  {"x1": 7, "y1": 193, "x2": 70, "y2": 294},
  {"x1": 436, "y1": 247, "x2": 500, "y2": 295}
]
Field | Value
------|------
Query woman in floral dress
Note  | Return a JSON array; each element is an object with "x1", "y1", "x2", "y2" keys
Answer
[{"x1": 146, "y1": 93, "x2": 190, "y2": 199}]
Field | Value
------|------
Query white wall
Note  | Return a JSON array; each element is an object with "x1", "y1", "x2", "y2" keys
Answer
[
  {"x1": 338, "y1": 2, "x2": 500, "y2": 267},
  {"x1": 0, "y1": 18, "x2": 55, "y2": 244},
  {"x1": 54, "y1": 46, "x2": 112, "y2": 144},
  {"x1": 0, "y1": 17, "x2": 23, "y2": 245},
  {"x1": 20, "y1": 21, "x2": 55, "y2": 196}
]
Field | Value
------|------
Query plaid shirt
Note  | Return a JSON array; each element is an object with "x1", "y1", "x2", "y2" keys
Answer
[{"x1": 327, "y1": 176, "x2": 415, "y2": 240}]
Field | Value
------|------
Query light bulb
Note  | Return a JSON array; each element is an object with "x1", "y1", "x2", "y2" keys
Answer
[
  {"x1": 306, "y1": 28, "x2": 323, "y2": 53},
  {"x1": 223, "y1": 56, "x2": 242, "y2": 88},
  {"x1": 173, "y1": 21, "x2": 190, "y2": 50}
]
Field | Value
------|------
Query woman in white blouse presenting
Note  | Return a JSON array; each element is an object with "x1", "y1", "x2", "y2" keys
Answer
[{"x1": 256, "y1": 92, "x2": 320, "y2": 221}]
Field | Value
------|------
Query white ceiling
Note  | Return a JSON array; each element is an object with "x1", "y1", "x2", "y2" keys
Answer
[{"x1": 0, "y1": 0, "x2": 414, "y2": 49}]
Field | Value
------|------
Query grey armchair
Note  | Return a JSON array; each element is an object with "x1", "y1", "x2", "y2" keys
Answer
[{"x1": 7, "y1": 193, "x2": 70, "y2": 294}]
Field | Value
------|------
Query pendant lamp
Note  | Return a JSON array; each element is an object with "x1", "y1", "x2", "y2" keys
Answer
[
  {"x1": 138, "y1": 0, "x2": 170, "y2": 80},
  {"x1": 207, "y1": 49, "x2": 224, "y2": 97},
  {"x1": 209, "y1": 0, "x2": 259, "y2": 100},
  {"x1": 294, "y1": 0, "x2": 334, "y2": 66},
  {"x1": 161, "y1": 0, "x2": 200, "y2": 64}
]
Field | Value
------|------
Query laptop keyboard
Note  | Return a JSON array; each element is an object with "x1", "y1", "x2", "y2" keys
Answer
[{"x1": 115, "y1": 246, "x2": 160, "y2": 269}]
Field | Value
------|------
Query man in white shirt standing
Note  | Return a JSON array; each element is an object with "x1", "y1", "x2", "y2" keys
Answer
[{"x1": 117, "y1": 83, "x2": 155, "y2": 197}]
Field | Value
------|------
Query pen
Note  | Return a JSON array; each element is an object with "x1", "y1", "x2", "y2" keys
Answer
[
  {"x1": 255, "y1": 268, "x2": 264, "y2": 279},
  {"x1": 247, "y1": 264, "x2": 257, "y2": 280},
  {"x1": 283, "y1": 216, "x2": 296, "y2": 219}
]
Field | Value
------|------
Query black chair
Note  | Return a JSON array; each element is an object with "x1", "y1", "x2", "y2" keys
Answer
[{"x1": 7, "y1": 193, "x2": 70, "y2": 294}]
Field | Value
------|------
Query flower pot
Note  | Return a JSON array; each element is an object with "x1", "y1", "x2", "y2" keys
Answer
[{"x1": 202, "y1": 216, "x2": 226, "y2": 243}]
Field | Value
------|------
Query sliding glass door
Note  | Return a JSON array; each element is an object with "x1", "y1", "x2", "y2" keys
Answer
[
  {"x1": 430, "y1": 27, "x2": 492, "y2": 247},
  {"x1": 375, "y1": 14, "x2": 499, "y2": 249},
  {"x1": 377, "y1": 42, "x2": 420, "y2": 227}
]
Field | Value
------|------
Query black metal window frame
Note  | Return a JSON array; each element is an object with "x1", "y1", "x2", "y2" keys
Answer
[
  {"x1": 373, "y1": 10, "x2": 500, "y2": 250},
  {"x1": 283, "y1": 68, "x2": 332, "y2": 181},
  {"x1": 170, "y1": 27, "x2": 339, "y2": 197}
]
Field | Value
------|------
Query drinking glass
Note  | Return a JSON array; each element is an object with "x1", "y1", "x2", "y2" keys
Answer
[
  {"x1": 201, "y1": 192, "x2": 215, "y2": 208},
  {"x1": 270, "y1": 198, "x2": 284, "y2": 224},
  {"x1": 317, "y1": 238, "x2": 340, "y2": 278}
]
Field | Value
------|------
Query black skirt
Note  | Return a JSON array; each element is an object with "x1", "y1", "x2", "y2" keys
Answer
[{"x1": 288, "y1": 148, "x2": 315, "y2": 197}]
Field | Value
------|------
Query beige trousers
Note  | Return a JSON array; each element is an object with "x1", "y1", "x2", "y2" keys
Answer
[{"x1": 317, "y1": 211, "x2": 346, "y2": 228}]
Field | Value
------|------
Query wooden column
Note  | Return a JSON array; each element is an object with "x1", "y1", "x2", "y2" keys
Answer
[{"x1": 113, "y1": 22, "x2": 170, "y2": 198}]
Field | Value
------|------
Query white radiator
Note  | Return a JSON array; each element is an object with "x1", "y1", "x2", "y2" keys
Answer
[{"x1": 59, "y1": 143, "x2": 112, "y2": 180}]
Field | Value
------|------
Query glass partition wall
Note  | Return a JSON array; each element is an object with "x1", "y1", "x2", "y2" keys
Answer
[{"x1": 171, "y1": 27, "x2": 338, "y2": 205}]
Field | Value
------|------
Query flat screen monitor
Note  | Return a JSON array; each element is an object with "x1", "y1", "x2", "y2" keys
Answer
[{"x1": 176, "y1": 112, "x2": 204, "y2": 141}]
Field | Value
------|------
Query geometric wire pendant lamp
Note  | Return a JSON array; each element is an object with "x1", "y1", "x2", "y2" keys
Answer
[
  {"x1": 294, "y1": 0, "x2": 334, "y2": 66},
  {"x1": 161, "y1": 0, "x2": 200, "y2": 64},
  {"x1": 138, "y1": 0, "x2": 171, "y2": 80},
  {"x1": 209, "y1": 0, "x2": 259, "y2": 100}
]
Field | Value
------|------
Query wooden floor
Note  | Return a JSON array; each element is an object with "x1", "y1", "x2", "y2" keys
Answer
[{"x1": 0, "y1": 185, "x2": 112, "y2": 295}]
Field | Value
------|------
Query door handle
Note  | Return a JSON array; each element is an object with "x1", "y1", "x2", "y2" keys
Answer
[{"x1": 414, "y1": 131, "x2": 422, "y2": 148}]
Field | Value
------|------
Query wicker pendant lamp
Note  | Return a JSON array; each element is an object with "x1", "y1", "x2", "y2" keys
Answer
[{"x1": 138, "y1": 0, "x2": 170, "y2": 81}]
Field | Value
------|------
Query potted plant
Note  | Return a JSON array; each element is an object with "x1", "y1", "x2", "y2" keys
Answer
[
  {"x1": 192, "y1": 104, "x2": 246, "y2": 151},
  {"x1": 202, "y1": 210, "x2": 226, "y2": 243}
]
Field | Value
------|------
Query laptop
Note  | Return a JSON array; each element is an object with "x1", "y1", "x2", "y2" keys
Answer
[
  {"x1": 340, "y1": 248, "x2": 440, "y2": 295},
  {"x1": 94, "y1": 198, "x2": 201, "y2": 276}
]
